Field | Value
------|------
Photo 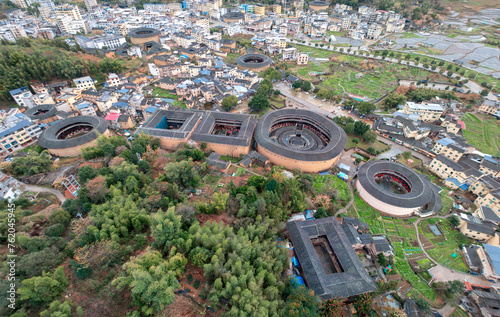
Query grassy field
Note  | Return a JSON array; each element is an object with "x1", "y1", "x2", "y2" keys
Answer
[
  {"x1": 346, "y1": 134, "x2": 389, "y2": 152},
  {"x1": 313, "y1": 174, "x2": 351, "y2": 202},
  {"x1": 151, "y1": 87, "x2": 177, "y2": 98},
  {"x1": 398, "y1": 32, "x2": 425, "y2": 39},
  {"x1": 462, "y1": 113, "x2": 500, "y2": 156}
]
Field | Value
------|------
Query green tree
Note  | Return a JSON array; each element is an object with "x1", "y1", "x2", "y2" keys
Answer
[
  {"x1": 222, "y1": 95, "x2": 238, "y2": 111},
  {"x1": 292, "y1": 81, "x2": 302, "y2": 89},
  {"x1": 150, "y1": 206, "x2": 182, "y2": 253},
  {"x1": 354, "y1": 121, "x2": 370, "y2": 136},
  {"x1": 248, "y1": 93, "x2": 270, "y2": 111},
  {"x1": 163, "y1": 161, "x2": 201, "y2": 189},
  {"x1": 17, "y1": 247, "x2": 61, "y2": 277},
  {"x1": 78, "y1": 165, "x2": 98, "y2": 184},
  {"x1": 356, "y1": 101, "x2": 376, "y2": 115},
  {"x1": 18, "y1": 266, "x2": 69, "y2": 305},
  {"x1": 10, "y1": 151, "x2": 52, "y2": 176},
  {"x1": 383, "y1": 92, "x2": 406, "y2": 109},
  {"x1": 282, "y1": 287, "x2": 320, "y2": 317},
  {"x1": 301, "y1": 80, "x2": 312, "y2": 91},
  {"x1": 353, "y1": 293, "x2": 374, "y2": 316},
  {"x1": 402, "y1": 151, "x2": 412, "y2": 160},
  {"x1": 362, "y1": 131, "x2": 377, "y2": 143},
  {"x1": 112, "y1": 250, "x2": 181, "y2": 316},
  {"x1": 40, "y1": 299, "x2": 82, "y2": 317},
  {"x1": 49, "y1": 209, "x2": 71, "y2": 226}
]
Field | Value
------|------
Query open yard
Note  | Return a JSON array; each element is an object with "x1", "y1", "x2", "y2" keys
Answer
[
  {"x1": 150, "y1": 87, "x2": 187, "y2": 108},
  {"x1": 462, "y1": 113, "x2": 500, "y2": 156},
  {"x1": 346, "y1": 134, "x2": 389, "y2": 152}
]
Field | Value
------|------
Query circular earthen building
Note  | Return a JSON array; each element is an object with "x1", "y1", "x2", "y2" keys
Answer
[
  {"x1": 355, "y1": 160, "x2": 442, "y2": 217},
  {"x1": 255, "y1": 109, "x2": 347, "y2": 173},
  {"x1": 38, "y1": 116, "x2": 109, "y2": 157}
]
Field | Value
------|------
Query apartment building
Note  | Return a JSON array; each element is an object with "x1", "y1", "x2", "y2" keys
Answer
[
  {"x1": 254, "y1": 4, "x2": 265, "y2": 15},
  {"x1": 479, "y1": 100, "x2": 500, "y2": 117},
  {"x1": 0, "y1": 111, "x2": 42, "y2": 155},
  {"x1": 341, "y1": 17, "x2": 351, "y2": 30},
  {"x1": 401, "y1": 101, "x2": 444, "y2": 122},
  {"x1": 432, "y1": 138, "x2": 466, "y2": 162},
  {"x1": 31, "y1": 93, "x2": 55, "y2": 106},
  {"x1": 282, "y1": 47, "x2": 297, "y2": 61},
  {"x1": 9, "y1": 87, "x2": 33, "y2": 108},
  {"x1": 73, "y1": 76, "x2": 96, "y2": 90},
  {"x1": 54, "y1": 4, "x2": 82, "y2": 20},
  {"x1": 297, "y1": 52, "x2": 309, "y2": 65},
  {"x1": 475, "y1": 190, "x2": 500, "y2": 214},
  {"x1": 84, "y1": 0, "x2": 97, "y2": 11}
]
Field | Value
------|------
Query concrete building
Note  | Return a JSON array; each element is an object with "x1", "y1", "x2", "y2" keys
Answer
[
  {"x1": 297, "y1": 52, "x2": 309, "y2": 65},
  {"x1": 73, "y1": 76, "x2": 96, "y2": 90},
  {"x1": 254, "y1": 4, "x2": 265, "y2": 15},
  {"x1": 54, "y1": 4, "x2": 82, "y2": 20},
  {"x1": 0, "y1": 110, "x2": 42, "y2": 155},
  {"x1": 84, "y1": 0, "x2": 97, "y2": 11},
  {"x1": 9, "y1": 87, "x2": 33, "y2": 108},
  {"x1": 401, "y1": 101, "x2": 444, "y2": 122}
]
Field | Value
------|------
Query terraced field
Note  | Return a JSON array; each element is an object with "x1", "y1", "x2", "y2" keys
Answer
[{"x1": 462, "y1": 113, "x2": 500, "y2": 156}]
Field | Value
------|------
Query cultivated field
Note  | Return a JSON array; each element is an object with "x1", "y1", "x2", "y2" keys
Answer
[{"x1": 462, "y1": 113, "x2": 500, "y2": 156}]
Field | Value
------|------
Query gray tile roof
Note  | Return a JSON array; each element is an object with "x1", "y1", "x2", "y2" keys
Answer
[
  {"x1": 255, "y1": 109, "x2": 347, "y2": 162},
  {"x1": 136, "y1": 109, "x2": 202, "y2": 140},
  {"x1": 287, "y1": 217, "x2": 377, "y2": 299},
  {"x1": 190, "y1": 111, "x2": 258, "y2": 147},
  {"x1": 357, "y1": 161, "x2": 438, "y2": 209}
]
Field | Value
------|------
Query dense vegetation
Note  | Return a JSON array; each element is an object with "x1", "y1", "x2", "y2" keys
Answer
[
  {"x1": 0, "y1": 38, "x2": 123, "y2": 101},
  {"x1": 0, "y1": 132, "x2": 361, "y2": 316}
]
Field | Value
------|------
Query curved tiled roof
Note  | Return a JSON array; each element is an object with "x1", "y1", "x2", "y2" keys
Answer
[
  {"x1": 235, "y1": 53, "x2": 273, "y2": 69},
  {"x1": 38, "y1": 116, "x2": 108, "y2": 149},
  {"x1": 255, "y1": 109, "x2": 347, "y2": 161},
  {"x1": 357, "y1": 160, "x2": 436, "y2": 208},
  {"x1": 222, "y1": 11, "x2": 245, "y2": 20},
  {"x1": 128, "y1": 27, "x2": 161, "y2": 38},
  {"x1": 310, "y1": 1, "x2": 329, "y2": 5},
  {"x1": 25, "y1": 104, "x2": 57, "y2": 120}
]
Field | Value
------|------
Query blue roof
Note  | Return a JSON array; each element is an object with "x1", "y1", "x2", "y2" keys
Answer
[
  {"x1": 77, "y1": 102, "x2": 92, "y2": 109},
  {"x1": 319, "y1": 171, "x2": 329, "y2": 176},
  {"x1": 39, "y1": 123, "x2": 48, "y2": 128},
  {"x1": 118, "y1": 89, "x2": 129, "y2": 94},
  {"x1": 459, "y1": 183, "x2": 469, "y2": 190},
  {"x1": 9, "y1": 87, "x2": 29, "y2": 95},
  {"x1": 445, "y1": 178, "x2": 462, "y2": 186},
  {"x1": 0, "y1": 119, "x2": 31, "y2": 139},
  {"x1": 291, "y1": 257, "x2": 299, "y2": 266},
  {"x1": 161, "y1": 98, "x2": 175, "y2": 104},
  {"x1": 112, "y1": 101, "x2": 128, "y2": 108},
  {"x1": 145, "y1": 106, "x2": 159, "y2": 113},
  {"x1": 200, "y1": 70, "x2": 210, "y2": 75},
  {"x1": 484, "y1": 157, "x2": 498, "y2": 164},
  {"x1": 437, "y1": 138, "x2": 455, "y2": 146},
  {"x1": 483, "y1": 244, "x2": 500, "y2": 275},
  {"x1": 339, "y1": 163, "x2": 351, "y2": 171},
  {"x1": 15, "y1": 113, "x2": 27, "y2": 119}
]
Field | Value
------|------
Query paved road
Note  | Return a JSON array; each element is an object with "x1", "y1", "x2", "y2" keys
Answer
[{"x1": 24, "y1": 184, "x2": 66, "y2": 204}]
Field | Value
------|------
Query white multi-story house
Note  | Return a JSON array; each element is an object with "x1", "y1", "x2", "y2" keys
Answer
[
  {"x1": 9, "y1": 87, "x2": 33, "y2": 108},
  {"x1": 0, "y1": 110, "x2": 42, "y2": 155},
  {"x1": 73, "y1": 76, "x2": 96, "y2": 90}
]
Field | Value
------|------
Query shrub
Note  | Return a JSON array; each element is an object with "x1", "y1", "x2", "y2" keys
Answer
[{"x1": 45, "y1": 224, "x2": 66, "y2": 237}]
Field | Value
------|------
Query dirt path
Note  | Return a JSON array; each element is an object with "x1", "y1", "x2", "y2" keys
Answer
[
  {"x1": 413, "y1": 215, "x2": 497, "y2": 286},
  {"x1": 335, "y1": 181, "x2": 356, "y2": 217},
  {"x1": 23, "y1": 184, "x2": 66, "y2": 204}
]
